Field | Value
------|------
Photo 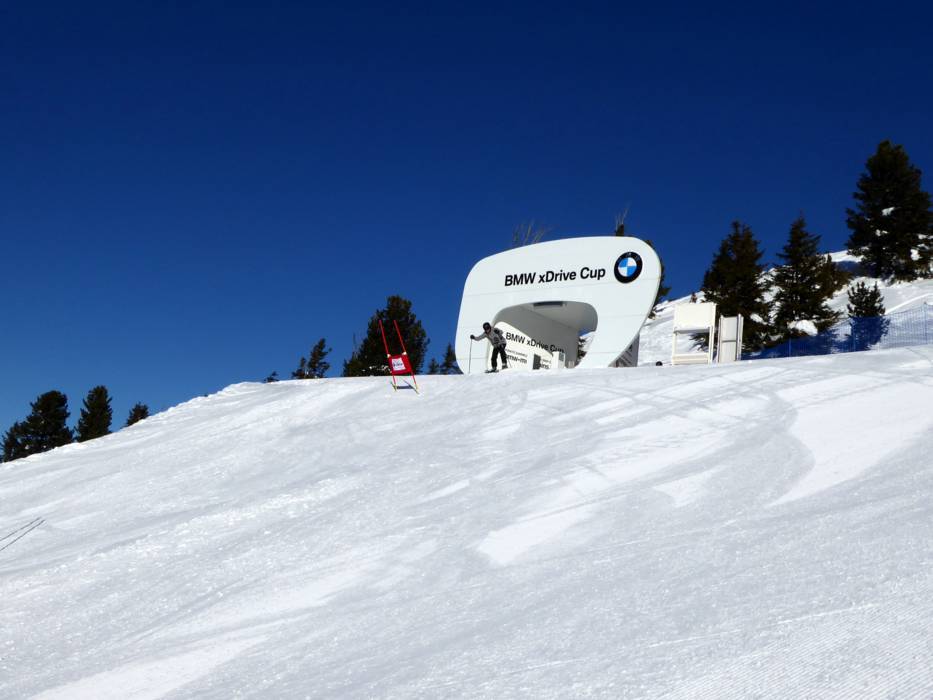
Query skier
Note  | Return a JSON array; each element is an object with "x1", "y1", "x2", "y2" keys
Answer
[{"x1": 471, "y1": 322, "x2": 508, "y2": 372}]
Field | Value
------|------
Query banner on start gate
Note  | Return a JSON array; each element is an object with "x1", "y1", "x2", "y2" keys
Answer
[{"x1": 491, "y1": 321, "x2": 560, "y2": 371}]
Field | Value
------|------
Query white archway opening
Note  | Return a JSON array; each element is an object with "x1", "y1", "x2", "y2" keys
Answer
[{"x1": 491, "y1": 301, "x2": 598, "y2": 369}]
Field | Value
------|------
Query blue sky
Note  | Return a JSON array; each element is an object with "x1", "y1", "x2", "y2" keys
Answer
[{"x1": 2, "y1": 2, "x2": 932, "y2": 433}]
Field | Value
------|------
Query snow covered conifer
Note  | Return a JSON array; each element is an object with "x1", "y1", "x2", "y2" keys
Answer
[
  {"x1": 343, "y1": 296, "x2": 429, "y2": 376},
  {"x1": 846, "y1": 281, "x2": 886, "y2": 317},
  {"x1": 772, "y1": 216, "x2": 841, "y2": 339},
  {"x1": 846, "y1": 281, "x2": 889, "y2": 350},
  {"x1": 125, "y1": 403, "x2": 150, "y2": 427},
  {"x1": 427, "y1": 359, "x2": 440, "y2": 374},
  {"x1": 701, "y1": 221, "x2": 771, "y2": 350},
  {"x1": 846, "y1": 140, "x2": 933, "y2": 280}
]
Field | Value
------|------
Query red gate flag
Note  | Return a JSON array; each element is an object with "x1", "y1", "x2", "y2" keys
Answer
[
  {"x1": 388, "y1": 354, "x2": 412, "y2": 375},
  {"x1": 379, "y1": 320, "x2": 420, "y2": 393}
]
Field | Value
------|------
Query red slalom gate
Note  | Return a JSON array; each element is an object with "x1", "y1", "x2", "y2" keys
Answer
[{"x1": 379, "y1": 319, "x2": 420, "y2": 393}]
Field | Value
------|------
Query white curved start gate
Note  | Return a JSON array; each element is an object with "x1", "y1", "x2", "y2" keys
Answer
[{"x1": 456, "y1": 237, "x2": 661, "y2": 372}]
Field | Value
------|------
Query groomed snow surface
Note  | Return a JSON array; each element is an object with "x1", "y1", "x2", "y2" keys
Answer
[{"x1": 3, "y1": 348, "x2": 933, "y2": 698}]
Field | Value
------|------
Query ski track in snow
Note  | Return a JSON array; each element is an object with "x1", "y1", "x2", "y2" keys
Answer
[
  {"x1": 32, "y1": 635, "x2": 266, "y2": 700},
  {"x1": 1, "y1": 348, "x2": 932, "y2": 698}
]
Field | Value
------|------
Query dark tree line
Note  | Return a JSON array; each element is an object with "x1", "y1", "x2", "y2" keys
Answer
[
  {"x1": 343, "y1": 295, "x2": 429, "y2": 377},
  {"x1": 263, "y1": 296, "x2": 432, "y2": 381},
  {"x1": 293, "y1": 338, "x2": 331, "y2": 379},
  {"x1": 699, "y1": 139, "x2": 931, "y2": 353},
  {"x1": 2, "y1": 391, "x2": 73, "y2": 462},
  {"x1": 427, "y1": 344, "x2": 461, "y2": 375},
  {"x1": 2, "y1": 387, "x2": 149, "y2": 463},
  {"x1": 262, "y1": 295, "x2": 434, "y2": 383}
]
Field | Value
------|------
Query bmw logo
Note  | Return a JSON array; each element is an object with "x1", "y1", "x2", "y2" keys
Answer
[{"x1": 614, "y1": 252, "x2": 643, "y2": 283}]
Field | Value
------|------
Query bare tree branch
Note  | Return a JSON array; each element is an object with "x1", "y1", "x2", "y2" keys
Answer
[
  {"x1": 510, "y1": 221, "x2": 551, "y2": 248},
  {"x1": 614, "y1": 204, "x2": 631, "y2": 236}
]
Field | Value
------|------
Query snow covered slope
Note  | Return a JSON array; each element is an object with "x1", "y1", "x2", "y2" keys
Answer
[
  {"x1": 827, "y1": 250, "x2": 933, "y2": 315},
  {"x1": 635, "y1": 251, "x2": 933, "y2": 365},
  {"x1": 3, "y1": 349, "x2": 933, "y2": 698}
]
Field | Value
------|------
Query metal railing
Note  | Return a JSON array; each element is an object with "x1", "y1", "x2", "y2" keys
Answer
[{"x1": 748, "y1": 303, "x2": 933, "y2": 360}]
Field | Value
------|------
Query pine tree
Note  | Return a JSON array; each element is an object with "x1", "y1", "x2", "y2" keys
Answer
[
  {"x1": 846, "y1": 281, "x2": 886, "y2": 316},
  {"x1": 846, "y1": 140, "x2": 933, "y2": 280},
  {"x1": 293, "y1": 338, "x2": 331, "y2": 379},
  {"x1": 701, "y1": 221, "x2": 771, "y2": 350},
  {"x1": 771, "y1": 216, "x2": 841, "y2": 339},
  {"x1": 306, "y1": 338, "x2": 331, "y2": 378},
  {"x1": 76, "y1": 385, "x2": 113, "y2": 442},
  {"x1": 264, "y1": 371, "x2": 279, "y2": 383},
  {"x1": 2, "y1": 421, "x2": 28, "y2": 462},
  {"x1": 343, "y1": 296, "x2": 429, "y2": 376},
  {"x1": 427, "y1": 358, "x2": 441, "y2": 374},
  {"x1": 846, "y1": 281, "x2": 889, "y2": 350},
  {"x1": 2, "y1": 391, "x2": 73, "y2": 461},
  {"x1": 817, "y1": 253, "x2": 852, "y2": 296},
  {"x1": 439, "y1": 343, "x2": 461, "y2": 374},
  {"x1": 291, "y1": 357, "x2": 308, "y2": 379},
  {"x1": 125, "y1": 403, "x2": 150, "y2": 427}
]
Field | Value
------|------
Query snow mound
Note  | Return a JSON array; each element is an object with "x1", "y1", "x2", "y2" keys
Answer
[{"x1": 3, "y1": 349, "x2": 933, "y2": 697}]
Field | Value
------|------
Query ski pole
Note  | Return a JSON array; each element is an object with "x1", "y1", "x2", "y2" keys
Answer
[
  {"x1": 468, "y1": 337, "x2": 473, "y2": 375},
  {"x1": 0, "y1": 517, "x2": 42, "y2": 543},
  {"x1": 0, "y1": 518, "x2": 44, "y2": 554}
]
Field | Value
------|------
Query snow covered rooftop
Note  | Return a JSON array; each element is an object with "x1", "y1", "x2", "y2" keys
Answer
[{"x1": 3, "y1": 347, "x2": 933, "y2": 697}]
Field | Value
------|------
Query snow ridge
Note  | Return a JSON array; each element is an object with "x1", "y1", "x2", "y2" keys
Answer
[{"x1": 2, "y1": 349, "x2": 933, "y2": 697}]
